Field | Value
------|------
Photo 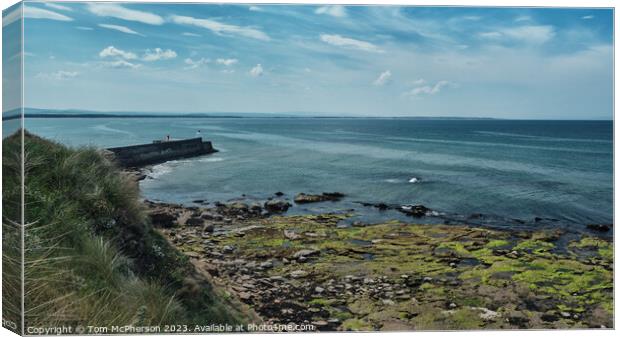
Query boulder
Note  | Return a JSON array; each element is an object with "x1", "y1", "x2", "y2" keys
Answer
[
  {"x1": 186, "y1": 217, "x2": 204, "y2": 226},
  {"x1": 586, "y1": 224, "x2": 611, "y2": 232},
  {"x1": 290, "y1": 270, "x2": 309, "y2": 278},
  {"x1": 149, "y1": 211, "x2": 176, "y2": 228},
  {"x1": 264, "y1": 199, "x2": 291, "y2": 213},
  {"x1": 284, "y1": 229, "x2": 302, "y2": 240},
  {"x1": 202, "y1": 223, "x2": 214, "y2": 233},
  {"x1": 294, "y1": 192, "x2": 345, "y2": 204},
  {"x1": 398, "y1": 204, "x2": 430, "y2": 217},
  {"x1": 293, "y1": 249, "x2": 320, "y2": 260}
]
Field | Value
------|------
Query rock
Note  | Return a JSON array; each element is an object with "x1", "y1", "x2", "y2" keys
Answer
[
  {"x1": 382, "y1": 299, "x2": 395, "y2": 305},
  {"x1": 260, "y1": 261, "x2": 274, "y2": 269},
  {"x1": 293, "y1": 249, "x2": 320, "y2": 260},
  {"x1": 294, "y1": 192, "x2": 345, "y2": 204},
  {"x1": 186, "y1": 217, "x2": 203, "y2": 226},
  {"x1": 283, "y1": 229, "x2": 302, "y2": 240},
  {"x1": 587, "y1": 224, "x2": 611, "y2": 232},
  {"x1": 315, "y1": 286, "x2": 325, "y2": 294},
  {"x1": 223, "y1": 245, "x2": 235, "y2": 254},
  {"x1": 290, "y1": 270, "x2": 308, "y2": 278},
  {"x1": 448, "y1": 302, "x2": 457, "y2": 309},
  {"x1": 541, "y1": 313, "x2": 558, "y2": 322},
  {"x1": 149, "y1": 211, "x2": 176, "y2": 228},
  {"x1": 249, "y1": 203, "x2": 263, "y2": 213},
  {"x1": 474, "y1": 307, "x2": 499, "y2": 321},
  {"x1": 202, "y1": 223, "x2": 214, "y2": 233},
  {"x1": 185, "y1": 251, "x2": 201, "y2": 258},
  {"x1": 322, "y1": 192, "x2": 345, "y2": 200},
  {"x1": 398, "y1": 204, "x2": 430, "y2": 217},
  {"x1": 192, "y1": 199, "x2": 205, "y2": 204},
  {"x1": 560, "y1": 311, "x2": 572, "y2": 318},
  {"x1": 274, "y1": 191, "x2": 284, "y2": 196},
  {"x1": 238, "y1": 292, "x2": 251, "y2": 300},
  {"x1": 506, "y1": 311, "x2": 529, "y2": 327},
  {"x1": 375, "y1": 203, "x2": 389, "y2": 210},
  {"x1": 264, "y1": 199, "x2": 291, "y2": 213},
  {"x1": 311, "y1": 320, "x2": 328, "y2": 327},
  {"x1": 228, "y1": 202, "x2": 249, "y2": 213}
]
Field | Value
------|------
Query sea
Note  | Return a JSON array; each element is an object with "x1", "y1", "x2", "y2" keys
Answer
[{"x1": 24, "y1": 117, "x2": 613, "y2": 236}]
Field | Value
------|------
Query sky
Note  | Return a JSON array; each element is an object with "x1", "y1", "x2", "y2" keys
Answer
[{"x1": 3, "y1": 2, "x2": 614, "y2": 118}]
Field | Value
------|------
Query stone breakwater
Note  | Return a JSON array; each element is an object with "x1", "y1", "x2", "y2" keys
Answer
[
  {"x1": 107, "y1": 137, "x2": 217, "y2": 167},
  {"x1": 144, "y1": 198, "x2": 613, "y2": 331}
]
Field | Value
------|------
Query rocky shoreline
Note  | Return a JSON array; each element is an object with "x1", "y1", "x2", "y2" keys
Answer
[{"x1": 141, "y1": 194, "x2": 613, "y2": 331}]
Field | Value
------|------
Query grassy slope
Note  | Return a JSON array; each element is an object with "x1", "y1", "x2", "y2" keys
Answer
[{"x1": 2, "y1": 131, "x2": 252, "y2": 329}]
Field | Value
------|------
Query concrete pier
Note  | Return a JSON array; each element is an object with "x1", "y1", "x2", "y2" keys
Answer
[{"x1": 107, "y1": 137, "x2": 217, "y2": 167}]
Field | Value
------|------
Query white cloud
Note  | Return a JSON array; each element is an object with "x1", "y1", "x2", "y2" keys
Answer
[
  {"x1": 98, "y1": 24, "x2": 142, "y2": 36},
  {"x1": 478, "y1": 25, "x2": 555, "y2": 44},
  {"x1": 36, "y1": 70, "x2": 79, "y2": 81},
  {"x1": 170, "y1": 15, "x2": 270, "y2": 41},
  {"x1": 103, "y1": 60, "x2": 141, "y2": 69},
  {"x1": 373, "y1": 70, "x2": 392, "y2": 86},
  {"x1": 502, "y1": 25, "x2": 555, "y2": 44},
  {"x1": 315, "y1": 5, "x2": 347, "y2": 18},
  {"x1": 249, "y1": 64, "x2": 264, "y2": 77},
  {"x1": 143, "y1": 48, "x2": 177, "y2": 61},
  {"x1": 184, "y1": 57, "x2": 210, "y2": 69},
  {"x1": 412, "y1": 78, "x2": 426, "y2": 85},
  {"x1": 320, "y1": 34, "x2": 383, "y2": 53},
  {"x1": 86, "y1": 3, "x2": 164, "y2": 25},
  {"x1": 99, "y1": 46, "x2": 137, "y2": 60},
  {"x1": 515, "y1": 15, "x2": 532, "y2": 22},
  {"x1": 76, "y1": 26, "x2": 93, "y2": 31},
  {"x1": 45, "y1": 3, "x2": 72, "y2": 12},
  {"x1": 182, "y1": 32, "x2": 201, "y2": 37},
  {"x1": 407, "y1": 81, "x2": 451, "y2": 97},
  {"x1": 582, "y1": 15, "x2": 595, "y2": 20},
  {"x1": 478, "y1": 31, "x2": 502, "y2": 39},
  {"x1": 249, "y1": 6, "x2": 263, "y2": 12},
  {"x1": 24, "y1": 6, "x2": 73, "y2": 21},
  {"x1": 216, "y1": 58, "x2": 238, "y2": 66}
]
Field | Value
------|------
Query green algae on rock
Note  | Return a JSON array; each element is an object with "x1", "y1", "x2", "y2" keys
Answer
[{"x1": 157, "y1": 210, "x2": 613, "y2": 331}]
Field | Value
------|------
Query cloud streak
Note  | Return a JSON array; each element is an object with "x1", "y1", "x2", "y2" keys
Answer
[
  {"x1": 98, "y1": 24, "x2": 142, "y2": 36},
  {"x1": 87, "y1": 3, "x2": 164, "y2": 25},
  {"x1": 24, "y1": 6, "x2": 73, "y2": 21},
  {"x1": 373, "y1": 70, "x2": 392, "y2": 86},
  {"x1": 320, "y1": 34, "x2": 383, "y2": 53},
  {"x1": 36, "y1": 70, "x2": 79, "y2": 81},
  {"x1": 170, "y1": 15, "x2": 270, "y2": 41},
  {"x1": 406, "y1": 80, "x2": 452, "y2": 96},
  {"x1": 315, "y1": 5, "x2": 347, "y2": 18}
]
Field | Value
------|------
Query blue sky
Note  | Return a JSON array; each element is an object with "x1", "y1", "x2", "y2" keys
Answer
[{"x1": 7, "y1": 2, "x2": 614, "y2": 118}]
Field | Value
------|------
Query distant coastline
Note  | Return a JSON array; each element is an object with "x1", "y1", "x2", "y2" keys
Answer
[
  {"x1": 2, "y1": 108, "x2": 612, "y2": 121},
  {"x1": 2, "y1": 111, "x2": 499, "y2": 121}
]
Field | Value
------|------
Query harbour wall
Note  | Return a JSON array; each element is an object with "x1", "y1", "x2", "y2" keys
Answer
[{"x1": 107, "y1": 137, "x2": 216, "y2": 167}]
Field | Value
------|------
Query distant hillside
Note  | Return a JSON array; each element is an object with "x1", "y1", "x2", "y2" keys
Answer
[{"x1": 1, "y1": 108, "x2": 501, "y2": 120}]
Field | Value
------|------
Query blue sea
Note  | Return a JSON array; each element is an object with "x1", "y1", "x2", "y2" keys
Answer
[{"x1": 25, "y1": 117, "x2": 613, "y2": 236}]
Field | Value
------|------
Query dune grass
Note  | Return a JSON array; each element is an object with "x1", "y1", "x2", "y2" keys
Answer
[{"x1": 2, "y1": 130, "x2": 249, "y2": 332}]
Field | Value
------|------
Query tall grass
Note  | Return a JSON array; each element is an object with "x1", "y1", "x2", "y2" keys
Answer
[{"x1": 2, "y1": 130, "x2": 249, "y2": 331}]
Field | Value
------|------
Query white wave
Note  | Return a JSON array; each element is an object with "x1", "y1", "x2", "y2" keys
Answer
[
  {"x1": 91, "y1": 124, "x2": 134, "y2": 136},
  {"x1": 148, "y1": 163, "x2": 174, "y2": 179},
  {"x1": 409, "y1": 177, "x2": 420, "y2": 183},
  {"x1": 385, "y1": 178, "x2": 400, "y2": 183},
  {"x1": 197, "y1": 157, "x2": 224, "y2": 163}
]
